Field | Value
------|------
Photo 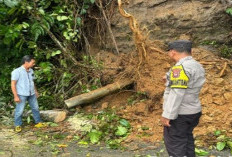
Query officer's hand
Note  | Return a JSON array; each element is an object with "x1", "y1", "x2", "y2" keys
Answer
[
  {"x1": 162, "y1": 75, "x2": 166, "y2": 83},
  {"x1": 161, "y1": 117, "x2": 171, "y2": 127},
  {"x1": 14, "y1": 96, "x2": 21, "y2": 103}
]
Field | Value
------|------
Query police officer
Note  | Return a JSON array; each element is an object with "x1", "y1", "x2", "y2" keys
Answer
[{"x1": 161, "y1": 40, "x2": 205, "y2": 157}]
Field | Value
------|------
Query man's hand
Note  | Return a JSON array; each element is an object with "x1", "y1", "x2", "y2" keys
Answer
[
  {"x1": 14, "y1": 96, "x2": 21, "y2": 103},
  {"x1": 35, "y1": 91, "x2": 39, "y2": 98},
  {"x1": 161, "y1": 117, "x2": 171, "y2": 127}
]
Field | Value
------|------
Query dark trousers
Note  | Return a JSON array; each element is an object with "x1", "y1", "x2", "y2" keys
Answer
[{"x1": 164, "y1": 112, "x2": 202, "y2": 157}]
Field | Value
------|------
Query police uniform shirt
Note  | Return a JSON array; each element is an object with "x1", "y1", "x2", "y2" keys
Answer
[
  {"x1": 11, "y1": 66, "x2": 36, "y2": 96},
  {"x1": 162, "y1": 56, "x2": 206, "y2": 120}
]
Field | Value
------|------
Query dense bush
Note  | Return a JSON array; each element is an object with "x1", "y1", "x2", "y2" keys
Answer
[{"x1": 0, "y1": 0, "x2": 100, "y2": 115}]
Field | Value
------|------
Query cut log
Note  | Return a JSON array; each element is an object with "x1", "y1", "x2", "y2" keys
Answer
[
  {"x1": 40, "y1": 110, "x2": 67, "y2": 123},
  {"x1": 65, "y1": 79, "x2": 133, "y2": 108}
]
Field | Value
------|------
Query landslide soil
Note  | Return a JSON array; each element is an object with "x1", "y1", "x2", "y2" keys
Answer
[{"x1": 85, "y1": 46, "x2": 232, "y2": 147}]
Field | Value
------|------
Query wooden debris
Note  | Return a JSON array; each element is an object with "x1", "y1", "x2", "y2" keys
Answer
[
  {"x1": 200, "y1": 61, "x2": 217, "y2": 65},
  {"x1": 65, "y1": 79, "x2": 133, "y2": 108},
  {"x1": 200, "y1": 60, "x2": 232, "y2": 65},
  {"x1": 219, "y1": 62, "x2": 228, "y2": 77},
  {"x1": 40, "y1": 110, "x2": 67, "y2": 123}
]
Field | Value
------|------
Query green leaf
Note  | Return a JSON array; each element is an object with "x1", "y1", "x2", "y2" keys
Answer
[
  {"x1": 83, "y1": 4, "x2": 89, "y2": 9},
  {"x1": 0, "y1": 25, "x2": 7, "y2": 35},
  {"x1": 216, "y1": 142, "x2": 226, "y2": 151},
  {"x1": 226, "y1": 8, "x2": 232, "y2": 15},
  {"x1": 50, "y1": 123, "x2": 58, "y2": 127},
  {"x1": 119, "y1": 119, "x2": 131, "y2": 128},
  {"x1": 214, "y1": 130, "x2": 221, "y2": 136},
  {"x1": 46, "y1": 53, "x2": 51, "y2": 59},
  {"x1": 106, "y1": 139, "x2": 121, "y2": 149},
  {"x1": 28, "y1": 41, "x2": 37, "y2": 49},
  {"x1": 76, "y1": 17, "x2": 81, "y2": 26},
  {"x1": 195, "y1": 148, "x2": 209, "y2": 156},
  {"x1": 80, "y1": 9, "x2": 86, "y2": 15},
  {"x1": 16, "y1": 39, "x2": 23, "y2": 48},
  {"x1": 141, "y1": 126, "x2": 149, "y2": 130},
  {"x1": 60, "y1": 59, "x2": 67, "y2": 68},
  {"x1": 42, "y1": 19, "x2": 50, "y2": 30},
  {"x1": 115, "y1": 126, "x2": 128, "y2": 136},
  {"x1": 22, "y1": 22, "x2": 29, "y2": 29},
  {"x1": 73, "y1": 135, "x2": 80, "y2": 140},
  {"x1": 159, "y1": 149, "x2": 164, "y2": 153},
  {"x1": 57, "y1": 15, "x2": 68, "y2": 21},
  {"x1": 54, "y1": 0, "x2": 60, "y2": 3},
  {"x1": 26, "y1": 6, "x2": 32, "y2": 11},
  {"x1": 34, "y1": 138, "x2": 43, "y2": 146},
  {"x1": 78, "y1": 140, "x2": 89, "y2": 147},
  {"x1": 45, "y1": 16, "x2": 54, "y2": 25},
  {"x1": 0, "y1": 152, "x2": 5, "y2": 155},
  {"x1": 51, "y1": 50, "x2": 61, "y2": 57},
  {"x1": 90, "y1": 0, "x2": 95, "y2": 4},
  {"x1": 38, "y1": 8, "x2": 45, "y2": 15},
  {"x1": 8, "y1": 7, "x2": 17, "y2": 15},
  {"x1": 27, "y1": 116, "x2": 31, "y2": 123},
  {"x1": 53, "y1": 133, "x2": 65, "y2": 139},
  {"x1": 78, "y1": 140, "x2": 88, "y2": 145},
  {"x1": 227, "y1": 141, "x2": 232, "y2": 149},
  {"x1": 3, "y1": 37, "x2": 11, "y2": 45},
  {"x1": 63, "y1": 31, "x2": 71, "y2": 40},
  {"x1": 88, "y1": 129, "x2": 102, "y2": 144},
  {"x1": 217, "y1": 135, "x2": 226, "y2": 140},
  {"x1": 31, "y1": 23, "x2": 45, "y2": 41},
  {"x1": 4, "y1": 0, "x2": 19, "y2": 8}
]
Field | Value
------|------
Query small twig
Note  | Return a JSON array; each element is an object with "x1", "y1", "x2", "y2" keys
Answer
[
  {"x1": 150, "y1": 47, "x2": 165, "y2": 54},
  {"x1": 219, "y1": 62, "x2": 228, "y2": 77},
  {"x1": 200, "y1": 61, "x2": 217, "y2": 65},
  {"x1": 54, "y1": 76, "x2": 62, "y2": 93},
  {"x1": 200, "y1": 61, "x2": 232, "y2": 66},
  {"x1": 103, "y1": 66, "x2": 123, "y2": 70},
  {"x1": 83, "y1": 32, "x2": 91, "y2": 55}
]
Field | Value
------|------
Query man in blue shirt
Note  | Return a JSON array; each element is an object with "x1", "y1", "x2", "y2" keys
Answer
[{"x1": 11, "y1": 55, "x2": 46, "y2": 132}]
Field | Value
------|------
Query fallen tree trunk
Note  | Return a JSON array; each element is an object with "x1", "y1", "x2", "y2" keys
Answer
[
  {"x1": 40, "y1": 110, "x2": 67, "y2": 123},
  {"x1": 65, "y1": 79, "x2": 133, "y2": 108}
]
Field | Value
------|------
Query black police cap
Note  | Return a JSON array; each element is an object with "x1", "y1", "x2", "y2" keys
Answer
[{"x1": 167, "y1": 40, "x2": 192, "y2": 53}]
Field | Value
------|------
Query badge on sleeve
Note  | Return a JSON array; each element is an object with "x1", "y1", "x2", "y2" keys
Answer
[{"x1": 170, "y1": 65, "x2": 189, "y2": 88}]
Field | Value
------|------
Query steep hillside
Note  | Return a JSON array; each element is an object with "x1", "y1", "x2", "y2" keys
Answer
[{"x1": 105, "y1": 0, "x2": 232, "y2": 53}]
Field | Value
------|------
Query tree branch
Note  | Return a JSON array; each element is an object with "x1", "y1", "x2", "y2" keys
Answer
[{"x1": 97, "y1": 0, "x2": 120, "y2": 55}]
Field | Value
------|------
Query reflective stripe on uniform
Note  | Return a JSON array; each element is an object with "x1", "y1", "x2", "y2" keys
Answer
[{"x1": 170, "y1": 65, "x2": 189, "y2": 89}]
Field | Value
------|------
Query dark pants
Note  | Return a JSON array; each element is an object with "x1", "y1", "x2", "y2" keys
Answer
[{"x1": 164, "y1": 112, "x2": 202, "y2": 157}]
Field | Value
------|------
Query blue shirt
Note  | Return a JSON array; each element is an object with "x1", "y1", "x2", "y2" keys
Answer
[{"x1": 11, "y1": 66, "x2": 36, "y2": 96}]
